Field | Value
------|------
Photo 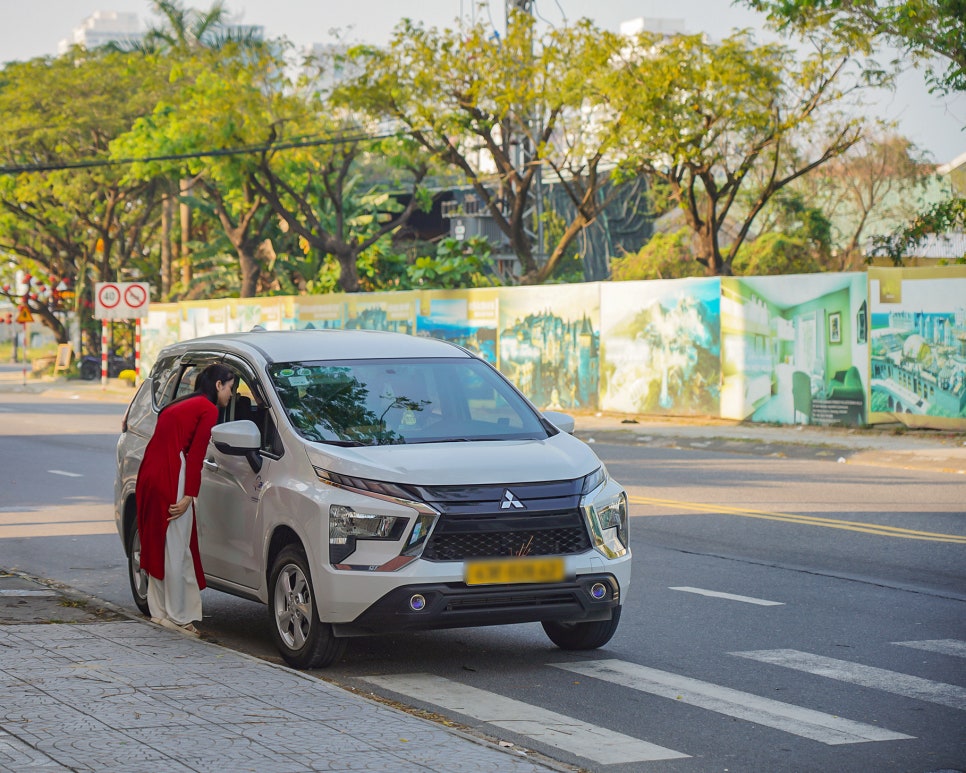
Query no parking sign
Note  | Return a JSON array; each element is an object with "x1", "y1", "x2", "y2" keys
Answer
[{"x1": 94, "y1": 282, "x2": 150, "y2": 320}]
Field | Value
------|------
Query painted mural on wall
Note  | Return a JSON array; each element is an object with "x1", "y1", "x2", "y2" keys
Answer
[
  {"x1": 345, "y1": 291, "x2": 417, "y2": 333},
  {"x1": 498, "y1": 283, "x2": 600, "y2": 411},
  {"x1": 141, "y1": 306, "x2": 181, "y2": 371},
  {"x1": 288, "y1": 296, "x2": 346, "y2": 330},
  {"x1": 721, "y1": 273, "x2": 869, "y2": 427},
  {"x1": 416, "y1": 289, "x2": 499, "y2": 364},
  {"x1": 600, "y1": 278, "x2": 720, "y2": 415},
  {"x1": 868, "y1": 266, "x2": 966, "y2": 427},
  {"x1": 133, "y1": 267, "x2": 964, "y2": 431}
]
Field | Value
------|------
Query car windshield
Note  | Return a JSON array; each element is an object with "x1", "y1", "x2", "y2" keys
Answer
[{"x1": 268, "y1": 357, "x2": 551, "y2": 446}]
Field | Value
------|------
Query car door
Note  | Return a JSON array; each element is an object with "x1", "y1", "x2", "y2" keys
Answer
[{"x1": 196, "y1": 359, "x2": 280, "y2": 590}]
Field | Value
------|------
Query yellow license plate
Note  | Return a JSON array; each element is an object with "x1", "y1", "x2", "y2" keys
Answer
[{"x1": 465, "y1": 556, "x2": 566, "y2": 586}]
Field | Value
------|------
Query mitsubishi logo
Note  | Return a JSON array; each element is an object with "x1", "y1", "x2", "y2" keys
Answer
[{"x1": 501, "y1": 489, "x2": 525, "y2": 510}]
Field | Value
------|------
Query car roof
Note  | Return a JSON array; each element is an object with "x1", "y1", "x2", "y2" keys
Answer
[{"x1": 169, "y1": 328, "x2": 470, "y2": 364}]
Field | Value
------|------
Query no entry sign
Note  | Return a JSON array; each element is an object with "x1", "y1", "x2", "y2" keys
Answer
[{"x1": 94, "y1": 282, "x2": 150, "y2": 320}]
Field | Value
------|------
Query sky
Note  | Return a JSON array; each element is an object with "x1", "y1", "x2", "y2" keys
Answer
[{"x1": 1, "y1": 0, "x2": 964, "y2": 164}]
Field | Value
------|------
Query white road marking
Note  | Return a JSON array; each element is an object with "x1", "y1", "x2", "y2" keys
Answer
[
  {"x1": 0, "y1": 590, "x2": 57, "y2": 597},
  {"x1": 895, "y1": 640, "x2": 966, "y2": 658},
  {"x1": 734, "y1": 649, "x2": 966, "y2": 711},
  {"x1": 552, "y1": 659, "x2": 911, "y2": 745},
  {"x1": 362, "y1": 673, "x2": 688, "y2": 764},
  {"x1": 48, "y1": 470, "x2": 83, "y2": 478},
  {"x1": 670, "y1": 586, "x2": 784, "y2": 606}
]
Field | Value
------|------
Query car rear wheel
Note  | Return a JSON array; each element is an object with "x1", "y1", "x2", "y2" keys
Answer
[
  {"x1": 269, "y1": 545, "x2": 346, "y2": 669},
  {"x1": 542, "y1": 606, "x2": 622, "y2": 650},
  {"x1": 127, "y1": 519, "x2": 150, "y2": 616}
]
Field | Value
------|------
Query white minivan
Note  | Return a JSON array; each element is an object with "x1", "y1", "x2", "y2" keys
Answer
[{"x1": 115, "y1": 329, "x2": 631, "y2": 668}]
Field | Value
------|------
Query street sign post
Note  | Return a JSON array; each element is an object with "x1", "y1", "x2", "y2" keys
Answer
[{"x1": 93, "y1": 282, "x2": 150, "y2": 386}]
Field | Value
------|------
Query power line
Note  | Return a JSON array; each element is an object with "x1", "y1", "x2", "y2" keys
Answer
[{"x1": 0, "y1": 127, "x2": 402, "y2": 176}]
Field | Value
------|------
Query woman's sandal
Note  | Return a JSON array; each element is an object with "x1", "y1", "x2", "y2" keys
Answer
[{"x1": 155, "y1": 617, "x2": 201, "y2": 638}]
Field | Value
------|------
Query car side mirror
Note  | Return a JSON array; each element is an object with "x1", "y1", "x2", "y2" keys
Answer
[
  {"x1": 542, "y1": 410, "x2": 575, "y2": 435},
  {"x1": 211, "y1": 420, "x2": 262, "y2": 473}
]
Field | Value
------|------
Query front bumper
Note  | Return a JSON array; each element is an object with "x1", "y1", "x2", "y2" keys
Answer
[{"x1": 331, "y1": 573, "x2": 620, "y2": 637}]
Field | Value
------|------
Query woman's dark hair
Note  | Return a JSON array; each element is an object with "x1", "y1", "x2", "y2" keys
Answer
[
  {"x1": 165, "y1": 363, "x2": 235, "y2": 411},
  {"x1": 193, "y1": 363, "x2": 235, "y2": 404}
]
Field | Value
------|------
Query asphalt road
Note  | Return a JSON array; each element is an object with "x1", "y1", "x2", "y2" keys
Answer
[{"x1": 1, "y1": 388, "x2": 964, "y2": 772}]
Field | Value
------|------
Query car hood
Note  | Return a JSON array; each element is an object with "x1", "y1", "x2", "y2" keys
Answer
[{"x1": 304, "y1": 432, "x2": 601, "y2": 486}]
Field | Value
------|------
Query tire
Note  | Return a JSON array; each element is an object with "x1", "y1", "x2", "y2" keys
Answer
[
  {"x1": 80, "y1": 360, "x2": 99, "y2": 380},
  {"x1": 269, "y1": 545, "x2": 346, "y2": 669},
  {"x1": 542, "y1": 606, "x2": 622, "y2": 650},
  {"x1": 127, "y1": 519, "x2": 151, "y2": 616}
]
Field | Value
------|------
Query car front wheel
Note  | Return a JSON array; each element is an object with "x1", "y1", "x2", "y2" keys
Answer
[
  {"x1": 269, "y1": 545, "x2": 346, "y2": 669},
  {"x1": 127, "y1": 519, "x2": 150, "y2": 616},
  {"x1": 542, "y1": 606, "x2": 622, "y2": 650}
]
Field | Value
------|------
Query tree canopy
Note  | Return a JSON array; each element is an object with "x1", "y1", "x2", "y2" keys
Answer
[{"x1": 742, "y1": 0, "x2": 966, "y2": 94}]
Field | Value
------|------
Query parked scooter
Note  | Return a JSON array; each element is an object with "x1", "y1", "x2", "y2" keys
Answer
[{"x1": 79, "y1": 351, "x2": 134, "y2": 380}]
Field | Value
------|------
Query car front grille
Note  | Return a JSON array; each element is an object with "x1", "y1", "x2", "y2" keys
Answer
[
  {"x1": 422, "y1": 513, "x2": 590, "y2": 561},
  {"x1": 407, "y1": 479, "x2": 592, "y2": 562}
]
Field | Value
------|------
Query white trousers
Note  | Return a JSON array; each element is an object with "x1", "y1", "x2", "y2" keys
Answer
[{"x1": 147, "y1": 452, "x2": 201, "y2": 626}]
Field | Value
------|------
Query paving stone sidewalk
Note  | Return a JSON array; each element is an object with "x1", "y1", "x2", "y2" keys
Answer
[{"x1": 0, "y1": 619, "x2": 560, "y2": 773}]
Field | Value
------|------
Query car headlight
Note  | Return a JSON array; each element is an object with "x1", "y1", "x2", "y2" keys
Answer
[
  {"x1": 582, "y1": 482, "x2": 629, "y2": 560},
  {"x1": 329, "y1": 505, "x2": 405, "y2": 564}
]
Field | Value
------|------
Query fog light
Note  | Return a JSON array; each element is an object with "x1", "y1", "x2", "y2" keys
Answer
[
  {"x1": 409, "y1": 594, "x2": 427, "y2": 611},
  {"x1": 590, "y1": 582, "x2": 607, "y2": 600}
]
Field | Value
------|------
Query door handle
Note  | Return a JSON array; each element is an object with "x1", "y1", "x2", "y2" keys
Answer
[{"x1": 203, "y1": 458, "x2": 219, "y2": 471}]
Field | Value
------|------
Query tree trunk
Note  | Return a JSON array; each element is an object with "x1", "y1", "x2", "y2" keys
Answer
[
  {"x1": 160, "y1": 192, "x2": 173, "y2": 298},
  {"x1": 238, "y1": 241, "x2": 260, "y2": 298},
  {"x1": 180, "y1": 178, "x2": 193, "y2": 289}
]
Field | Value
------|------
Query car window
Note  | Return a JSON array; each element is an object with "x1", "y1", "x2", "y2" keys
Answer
[
  {"x1": 268, "y1": 357, "x2": 548, "y2": 446},
  {"x1": 223, "y1": 372, "x2": 282, "y2": 456},
  {"x1": 151, "y1": 356, "x2": 180, "y2": 407},
  {"x1": 173, "y1": 364, "x2": 206, "y2": 403}
]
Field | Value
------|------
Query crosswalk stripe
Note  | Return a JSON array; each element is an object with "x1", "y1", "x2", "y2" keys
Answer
[
  {"x1": 734, "y1": 649, "x2": 966, "y2": 711},
  {"x1": 670, "y1": 586, "x2": 784, "y2": 605},
  {"x1": 552, "y1": 660, "x2": 912, "y2": 745},
  {"x1": 362, "y1": 673, "x2": 688, "y2": 764},
  {"x1": 895, "y1": 639, "x2": 966, "y2": 658}
]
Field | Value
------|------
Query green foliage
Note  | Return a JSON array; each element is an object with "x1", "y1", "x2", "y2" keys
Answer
[
  {"x1": 734, "y1": 190, "x2": 831, "y2": 274},
  {"x1": 0, "y1": 48, "x2": 167, "y2": 340},
  {"x1": 406, "y1": 237, "x2": 499, "y2": 289},
  {"x1": 345, "y1": 14, "x2": 627, "y2": 283},
  {"x1": 601, "y1": 28, "x2": 862, "y2": 276},
  {"x1": 733, "y1": 233, "x2": 825, "y2": 275},
  {"x1": 870, "y1": 197, "x2": 966, "y2": 264},
  {"x1": 742, "y1": 0, "x2": 966, "y2": 94},
  {"x1": 610, "y1": 230, "x2": 706, "y2": 280}
]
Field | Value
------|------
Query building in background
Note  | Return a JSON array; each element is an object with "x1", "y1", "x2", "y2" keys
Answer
[{"x1": 58, "y1": 11, "x2": 143, "y2": 53}]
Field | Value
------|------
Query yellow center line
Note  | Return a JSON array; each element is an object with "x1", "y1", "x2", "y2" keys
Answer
[{"x1": 629, "y1": 495, "x2": 966, "y2": 544}]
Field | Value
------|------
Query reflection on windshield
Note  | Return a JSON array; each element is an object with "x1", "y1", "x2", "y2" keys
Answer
[{"x1": 268, "y1": 358, "x2": 548, "y2": 447}]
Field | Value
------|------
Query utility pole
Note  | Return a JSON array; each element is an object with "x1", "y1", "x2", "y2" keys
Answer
[{"x1": 504, "y1": 0, "x2": 545, "y2": 268}]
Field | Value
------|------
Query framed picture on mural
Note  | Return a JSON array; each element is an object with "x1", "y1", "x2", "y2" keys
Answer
[{"x1": 828, "y1": 311, "x2": 842, "y2": 344}]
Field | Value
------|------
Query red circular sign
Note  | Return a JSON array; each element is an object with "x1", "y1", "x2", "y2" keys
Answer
[
  {"x1": 98, "y1": 283, "x2": 121, "y2": 308},
  {"x1": 124, "y1": 284, "x2": 147, "y2": 308}
]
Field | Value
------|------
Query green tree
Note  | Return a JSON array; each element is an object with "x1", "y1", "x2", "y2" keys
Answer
[
  {"x1": 249, "y1": 119, "x2": 431, "y2": 293},
  {"x1": 112, "y1": 44, "x2": 287, "y2": 298},
  {"x1": 742, "y1": 0, "x2": 965, "y2": 264},
  {"x1": 347, "y1": 13, "x2": 625, "y2": 284},
  {"x1": 741, "y1": 0, "x2": 966, "y2": 94},
  {"x1": 788, "y1": 132, "x2": 932, "y2": 269},
  {"x1": 602, "y1": 30, "x2": 864, "y2": 276},
  {"x1": 610, "y1": 230, "x2": 705, "y2": 281},
  {"x1": 732, "y1": 190, "x2": 831, "y2": 274},
  {"x1": 407, "y1": 237, "x2": 500, "y2": 289},
  {"x1": 870, "y1": 197, "x2": 966, "y2": 264},
  {"x1": 0, "y1": 50, "x2": 165, "y2": 346}
]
